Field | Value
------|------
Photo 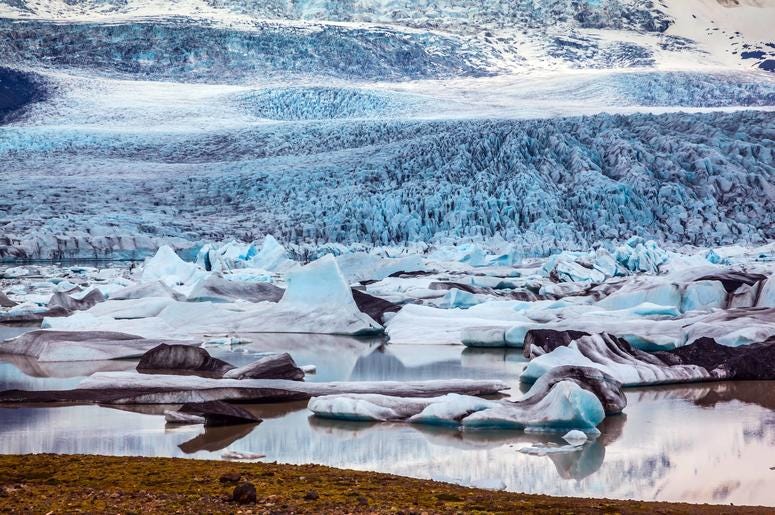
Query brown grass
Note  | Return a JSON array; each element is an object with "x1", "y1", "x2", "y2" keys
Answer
[{"x1": 0, "y1": 454, "x2": 770, "y2": 514}]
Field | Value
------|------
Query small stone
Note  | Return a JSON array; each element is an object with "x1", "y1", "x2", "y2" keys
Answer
[
  {"x1": 220, "y1": 473, "x2": 242, "y2": 484},
  {"x1": 304, "y1": 490, "x2": 319, "y2": 501},
  {"x1": 357, "y1": 495, "x2": 369, "y2": 506},
  {"x1": 232, "y1": 483, "x2": 257, "y2": 505}
]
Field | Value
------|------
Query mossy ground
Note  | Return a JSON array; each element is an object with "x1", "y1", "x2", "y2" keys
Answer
[{"x1": 0, "y1": 454, "x2": 769, "y2": 514}]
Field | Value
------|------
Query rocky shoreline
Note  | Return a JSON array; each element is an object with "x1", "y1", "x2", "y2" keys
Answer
[{"x1": 0, "y1": 454, "x2": 770, "y2": 514}]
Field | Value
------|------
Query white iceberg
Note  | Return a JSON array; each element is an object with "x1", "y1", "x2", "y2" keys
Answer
[{"x1": 141, "y1": 245, "x2": 209, "y2": 294}]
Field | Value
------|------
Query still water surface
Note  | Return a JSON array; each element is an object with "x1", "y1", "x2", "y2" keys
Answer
[{"x1": 0, "y1": 331, "x2": 773, "y2": 506}]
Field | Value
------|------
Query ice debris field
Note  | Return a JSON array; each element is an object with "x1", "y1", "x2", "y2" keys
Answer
[{"x1": 0, "y1": 236, "x2": 773, "y2": 433}]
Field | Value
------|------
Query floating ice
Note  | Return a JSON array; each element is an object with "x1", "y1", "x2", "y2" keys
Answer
[
  {"x1": 309, "y1": 380, "x2": 606, "y2": 432},
  {"x1": 521, "y1": 333, "x2": 710, "y2": 386},
  {"x1": 562, "y1": 429, "x2": 589, "y2": 445}
]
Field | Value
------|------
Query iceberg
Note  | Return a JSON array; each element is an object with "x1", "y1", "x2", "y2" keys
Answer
[
  {"x1": 309, "y1": 380, "x2": 606, "y2": 432},
  {"x1": 521, "y1": 333, "x2": 710, "y2": 386},
  {"x1": 141, "y1": 245, "x2": 209, "y2": 294}
]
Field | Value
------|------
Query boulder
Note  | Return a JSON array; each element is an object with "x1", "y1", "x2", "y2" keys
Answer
[{"x1": 232, "y1": 483, "x2": 257, "y2": 505}]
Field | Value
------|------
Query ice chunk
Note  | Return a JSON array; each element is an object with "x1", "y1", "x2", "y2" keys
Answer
[
  {"x1": 141, "y1": 245, "x2": 208, "y2": 291},
  {"x1": 386, "y1": 303, "x2": 518, "y2": 345},
  {"x1": 461, "y1": 326, "x2": 506, "y2": 347},
  {"x1": 681, "y1": 280, "x2": 727, "y2": 312},
  {"x1": 680, "y1": 308, "x2": 775, "y2": 348},
  {"x1": 407, "y1": 394, "x2": 498, "y2": 426},
  {"x1": 221, "y1": 451, "x2": 266, "y2": 460},
  {"x1": 186, "y1": 275, "x2": 283, "y2": 303},
  {"x1": 308, "y1": 394, "x2": 432, "y2": 422},
  {"x1": 562, "y1": 429, "x2": 589, "y2": 445},
  {"x1": 461, "y1": 382, "x2": 605, "y2": 431},
  {"x1": 252, "y1": 235, "x2": 294, "y2": 272},
  {"x1": 555, "y1": 259, "x2": 607, "y2": 283},
  {"x1": 758, "y1": 278, "x2": 775, "y2": 308},
  {"x1": 439, "y1": 288, "x2": 483, "y2": 309},
  {"x1": 521, "y1": 333, "x2": 710, "y2": 386},
  {"x1": 195, "y1": 241, "x2": 256, "y2": 272},
  {"x1": 597, "y1": 278, "x2": 680, "y2": 311},
  {"x1": 614, "y1": 237, "x2": 668, "y2": 274},
  {"x1": 283, "y1": 254, "x2": 353, "y2": 307},
  {"x1": 336, "y1": 252, "x2": 426, "y2": 283},
  {"x1": 108, "y1": 281, "x2": 185, "y2": 301}
]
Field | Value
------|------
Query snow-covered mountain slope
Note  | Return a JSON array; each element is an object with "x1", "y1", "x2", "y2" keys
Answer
[
  {"x1": 0, "y1": 1, "x2": 773, "y2": 260},
  {"x1": 0, "y1": 0, "x2": 772, "y2": 73}
]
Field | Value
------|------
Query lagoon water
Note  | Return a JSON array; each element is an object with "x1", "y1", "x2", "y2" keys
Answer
[{"x1": 1, "y1": 332, "x2": 773, "y2": 506}]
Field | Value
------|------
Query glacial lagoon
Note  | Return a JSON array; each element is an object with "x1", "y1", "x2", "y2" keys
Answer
[{"x1": 1, "y1": 330, "x2": 773, "y2": 506}]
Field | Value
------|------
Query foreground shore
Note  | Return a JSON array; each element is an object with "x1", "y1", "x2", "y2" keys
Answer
[{"x1": 0, "y1": 454, "x2": 770, "y2": 514}]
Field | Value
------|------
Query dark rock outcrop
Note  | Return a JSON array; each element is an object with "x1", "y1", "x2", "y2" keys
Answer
[
  {"x1": 523, "y1": 365, "x2": 627, "y2": 415},
  {"x1": 523, "y1": 329, "x2": 591, "y2": 359},
  {"x1": 48, "y1": 289, "x2": 105, "y2": 311},
  {"x1": 136, "y1": 344, "x2": 235, "y2": 377},
  {"x1": 223, "y1": 352, "x2": 304, "y2": 381},
  {"x1": 351, "y1": 289, "x2": 401, "y2": 324}
]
